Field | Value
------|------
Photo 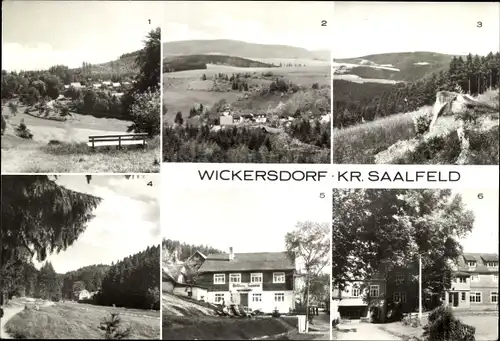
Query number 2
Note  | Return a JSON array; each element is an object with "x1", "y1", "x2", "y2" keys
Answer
[{"x1": 321, "y1": 20, "x2": 327, "y2": 27}]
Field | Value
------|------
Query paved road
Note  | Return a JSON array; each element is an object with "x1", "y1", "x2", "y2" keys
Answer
[
  {"x1": 0, "y1": 304, "x2": 24, "y2": 339},
  {"x1": 335, "y1": 321, "x2": 402, "y2": 340}
]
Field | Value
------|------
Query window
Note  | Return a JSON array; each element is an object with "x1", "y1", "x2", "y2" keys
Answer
[
  {"x1": 252, "y1": 293, "x2": 262, "y2": 302},
  {"x1": 491, "y1": 292, "x2": 498, "y2": 303},
  {"x1": 393, "y1": 292, "x2": 407, "y2": 303},
  {"x1": 214, "y1": 293, "x2": 225, "y2": 303},
  {"x1": 471, "y1": 275, "x2": 480, "y2": 282},
  {"x1": 229, "y1": 273, "x2": 241, "y2": 283},
  {"x1": 351, "y1": 288, "x2": 360, "y2": 297},
  {"x1": 493, "y1": 274, "x2": 498, "y2": 282},
  {"x1": 251, "y1": 273, "x2": 263, "y2": 283},
  {"x1": 393, "y1": 292, "x2": 401, "y2": 302},
  {"x1": 461, "y1": 292, "x2": 466, "y2": 301},
  {"x1": 275, "y1": 293, "x2": 285, "y2": 302},
  {"x1": 457, "y1": 277, "x2": 467, "y2": 283},
  {"x1": 487, "y1": 262, "x2": 498, "y2": 268},
  {"x1": 470, "y1": 292, "x2": 482, "y2": 303},
  {"x1": 214, "y1": 274, "x2": 225, "y2": 285},
  {"x1": 273, "y1": 272, "x2": 285, "y2": 283},
  {"x1": 369, "y1": 285, "x2": 380, "y2": 297},
  {"x1": 395, "y1": 275, "x2": 404, "y2": 284},
  {"x1": 468, "y1": 261, "x2": 477, "y2": 268}
]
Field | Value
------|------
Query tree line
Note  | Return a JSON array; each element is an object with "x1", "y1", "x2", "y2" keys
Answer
[
  {"x1": 1, "y1": 28, "x2": 161, "y2": 137},
  {"x1": 162, "y1": 124, "x2": 330, "y2": 163},
  {"x1": 334, "y1": 51, "x2": 500, "y2": 128},
  {"x1": 162, "y1": 239, "x2": 223, "y2": 262}
]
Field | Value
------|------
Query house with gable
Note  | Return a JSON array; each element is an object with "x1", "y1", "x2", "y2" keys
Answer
[
  {"x1": 444, "y1": 252, "x2": 498, "y2": 310},
  {"x1": 195, "y1": 247, "x2": 297, "y2": 313}
]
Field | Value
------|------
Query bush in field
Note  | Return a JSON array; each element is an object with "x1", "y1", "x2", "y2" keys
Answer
[
  {"x1": 422, "y1": 306, "x2": 476, "y2": 341},
  {"x1": 127, "y1": 88, "x2": 160, "y2": 137},
  {"x1": 99, "y1": 312, "x2": 131, "y2": 340},
  {"x1": 1, "y1": 114, "x2": 6, "y2": 135},
  {"x1": 414, "y1": 114, "x2": 432, "y2": 136},
  {"x1": 15, "y1": 120, "x2": 33, "y2": 139}
]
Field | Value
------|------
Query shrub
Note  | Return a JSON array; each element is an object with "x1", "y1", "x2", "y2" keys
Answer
[
  {"x1": 1, "y1": 114, "x2": 6, "y2": 135},
  {"x1": 422, "y1": 306, "x2": 476, "y2": 341},
  {"x1": 127, "y1": 88, "x2": 160, "y2": 137},
  {"x1": 271, "y1": 308, "x2": 281, "y2": 318},
  {"x1": 414, "y1": 114, "x2": 432, "y2": 136},
  {"x1": 15, "y1": 120, "x2": 33, "y2": 139},
  {"x1": 99, "y1": 312, "x2": 131, "y2": 340}
]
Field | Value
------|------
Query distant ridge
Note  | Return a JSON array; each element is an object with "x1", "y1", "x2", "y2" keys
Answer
[{"x1": 163, "y1": 39, "x2": 329, "y2": 60}]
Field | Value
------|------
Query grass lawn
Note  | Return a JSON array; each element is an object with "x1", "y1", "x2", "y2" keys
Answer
[
  {"x1": 1, "y1": 135, "x2": 160, "y2": 173},
  {"x1": 2, "y1": 105, "x2": 160, "y2": 172},
  {"x1": 163, "y1": 314, "x2": 296, "y2": 340},
  {"x1": 5, "y1": 301, "x2": 160, "y2": 339}
]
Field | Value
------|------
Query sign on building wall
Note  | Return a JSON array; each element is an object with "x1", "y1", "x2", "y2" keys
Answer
[{"x1": 229, "y1": 282, "x2": 263, "y2": 292}]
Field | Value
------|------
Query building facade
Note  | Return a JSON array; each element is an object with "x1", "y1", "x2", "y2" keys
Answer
[
  {"x1": 445, "y1": 253, "x2": 498, "y2": 310},
  {"x1": 196, "y1": 248, "x2": 297, "y2": 313}
]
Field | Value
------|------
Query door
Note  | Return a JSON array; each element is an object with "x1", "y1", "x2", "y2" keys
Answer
[
  {"x1": 452, "y1": 292, "x2": 459, "y2": 307},
  {"x1": 240, "y1": 293, "x2": 248, "y2": 307}
]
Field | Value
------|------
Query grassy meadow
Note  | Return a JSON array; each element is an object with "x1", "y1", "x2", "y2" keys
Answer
[
  {"x1": 163, "y1": 61, "x2": 330, "y2": 125},
  {"x1": 1, "y1": 104, "x2": 160, "y2": 173},
  {"x1": 5, "y1": 301, "x2": 160, "y2": 339}
]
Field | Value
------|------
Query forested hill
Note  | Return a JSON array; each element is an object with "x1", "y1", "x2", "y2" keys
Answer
[
  {"x1": 162, "y1": 238, "x2": 223, "y2": 262},
  {"x1": 61, "y1": 264, "x2": 110, "y2": 300},
  {"x1": 97, "y1": 244, "x2": 160, "y2": 310},
  {"x1": 9, "y1": 245, "x2": 160, "y2": 310},
  {"x1": 164, "y1": 54, "x2": 275, "y2": 73},
  {"x1": 334, "y1": 52, "x2": 500, "y2": 128}
]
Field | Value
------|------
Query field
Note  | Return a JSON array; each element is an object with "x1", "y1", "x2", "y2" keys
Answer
[
  {"x1": 4, "y1": 299, "x2": 160, "y2": 339},
  {"x1": 163, "y1": 60, "x2": 330, "y2": 124},
  {"x1": 1, "y1": 104, "x2": 160, "y2": 173}
]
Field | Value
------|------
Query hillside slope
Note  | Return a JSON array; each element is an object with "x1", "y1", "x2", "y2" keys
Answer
[
  {"x1": 163, "y1": 39, "x2": 329, "y2": 60},
  {"x1": 164, "y1": 54, "x2": 275, "y2": 72},
  {"x1": 333, "y1": 51, "x2": 457, "y2": 82}
]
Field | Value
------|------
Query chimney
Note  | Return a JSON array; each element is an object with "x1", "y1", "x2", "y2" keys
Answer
[{"x1": 229, "y1": 247, "x2": 234, "y2": 261}]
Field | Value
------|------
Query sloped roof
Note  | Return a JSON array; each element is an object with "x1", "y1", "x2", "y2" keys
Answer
[
  {"x1": 164, "y1": 263, "x2": 185, "y2": 282},
  {"x1": 198, "y1": 252, "x2": 295, "y2": 272},
  {"x1": 455, "y1": 253, "x2": 499, "y2": 273}
]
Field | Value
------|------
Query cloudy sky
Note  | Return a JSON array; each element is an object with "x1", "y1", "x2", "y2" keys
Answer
[
  {"x1": 163, "y1": 186, "x2": 330, "y2": 255},
  {"x1": 33, "y1": 175, "x2": 160, "y2": 274},
  {"x1": 332, "y1": 2, "x2": 500, "y2": 58},
  {"x1": 163, "y1": 1, "x2": 333, "y2": 51},
  {"x1": 457, "y1": 189, "x2": 499, "y2": 254},
  {"x1": 2, "y1": 1, "x2": 162, "y2": 71}
]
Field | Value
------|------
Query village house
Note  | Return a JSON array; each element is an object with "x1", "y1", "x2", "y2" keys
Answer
[
  {"x1": 76, "y1": 289, "x2": 92, "y2": 301},
  {"x1": 444, "y1": 253, "x2": 498, "y2": 310},
  {"x1": 69, "y1": 82, "x2": 83, "y2": 89},
  {"x1": 196, "y1": 248, "x2": 297, "y2": 313},
  {"x1": 220, "y1": 115, "x2": 234, "y2": 126},
  {"x1": 332, "y1": 252, "x2": 499, "y2": 322}
]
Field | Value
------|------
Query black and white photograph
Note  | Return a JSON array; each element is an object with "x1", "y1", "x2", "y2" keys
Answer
[
  {"x1": 1, "y1": 1, "x2": 161, "y2": 173},
  {"x1": 162, "y1": 186, "x2": 330, "y2": 340},
  {"x1": 0, "y1": 175, "x2": 161, "y2": 339},
  {"x1": 332, "y1": 2, "x2": 500, "y2": 165},
  {"x1": 162, "y1": 1, "x2": 332, "y2": 164},
  {"x1": 331, "y1": 188, "x2": 499, "y2": 341}
]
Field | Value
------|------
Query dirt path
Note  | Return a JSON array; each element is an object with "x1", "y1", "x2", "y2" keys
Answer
[
  {"x1": 0, "y1": 304, "x2": 24, "y2": 339},
  {"x1": 336, "y1": 321, "x2": 402, "y2": 340}
]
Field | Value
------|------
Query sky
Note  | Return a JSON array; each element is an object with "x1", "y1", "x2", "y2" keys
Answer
[
  {"x1": 456, "y1": 189, "x2": 499, "y2": 254},
  {"x1": 2, "y1": 1, "x2": 162, "y2": 72},
  {"x1": 163, "y1": 186, "x2": 330, "y2": 255},
  {"x1": 163, "y1": 1, "x2": 333, "y2": 51},
  {"x1": 332, "y1": 2, "x2": 500, "y2": 58},
  {"x1": 33, "y1": 175, "x2": 161, "y2": 274}
]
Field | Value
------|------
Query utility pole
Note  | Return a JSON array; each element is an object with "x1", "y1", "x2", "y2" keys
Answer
[
  {"x1": 419, "y1": 254, "x2": 422, "y2": 321},
  {"x1": 305, "y1": 270, "x2": 310, "y2": 333}
]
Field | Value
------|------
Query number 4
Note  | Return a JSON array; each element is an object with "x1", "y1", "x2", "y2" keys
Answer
[{"x1": 147, "y1": 181, "x2": 153, "y2": 186}]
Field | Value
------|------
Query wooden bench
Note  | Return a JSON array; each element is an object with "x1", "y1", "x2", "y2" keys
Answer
[{"x1": 87, "y1": 133, "x2": 148, "y2": 149}]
